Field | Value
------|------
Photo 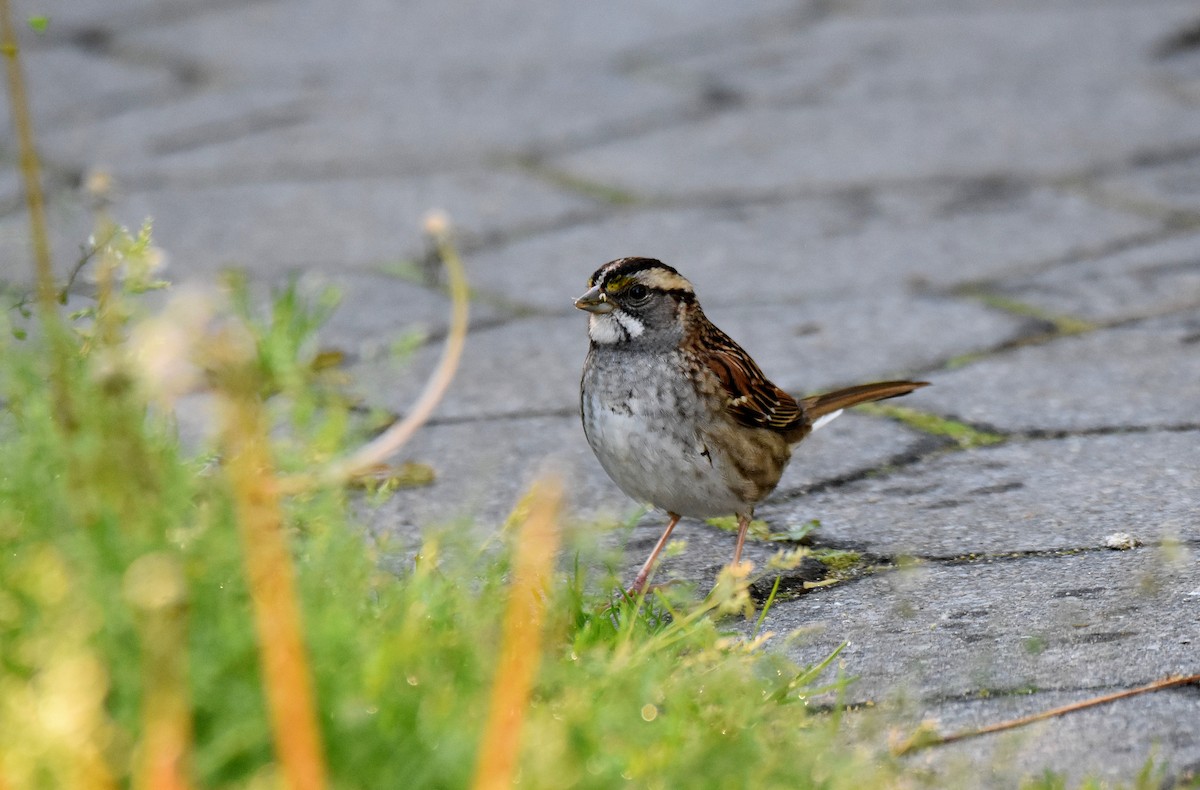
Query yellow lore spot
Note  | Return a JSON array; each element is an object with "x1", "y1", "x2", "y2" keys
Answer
[{"x1": 604, "y1": 275, "x2": 631, "y2": 293}]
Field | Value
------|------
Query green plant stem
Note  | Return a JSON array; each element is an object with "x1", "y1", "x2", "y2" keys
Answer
[
  {"x1": 1, "y1": 0, "x2": 76, "y2": 431},
  {"x1": 0, "y1": 0, "x2": 54, "y2": 312}
]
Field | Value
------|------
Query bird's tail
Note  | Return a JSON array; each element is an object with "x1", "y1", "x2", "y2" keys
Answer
[{"x1": 801, "y1": 380, "x2": 929, "y2": 422}]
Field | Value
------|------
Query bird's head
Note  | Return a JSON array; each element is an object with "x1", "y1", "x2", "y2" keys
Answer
[{"x1": 574, "y1": 257, "x2": 697, "y2": 346}]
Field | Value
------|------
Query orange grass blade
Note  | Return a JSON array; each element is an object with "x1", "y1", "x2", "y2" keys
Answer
[
  {"x1": 220, "y1": 372, "x2": 328, "y2": 790},
  {"x1": 471, "y1": 478, "x2": 563, "y2": 790}
]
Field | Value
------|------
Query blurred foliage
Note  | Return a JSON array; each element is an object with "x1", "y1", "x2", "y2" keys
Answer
[{"x1": 0, "y1": 241, "x2": 903, "y2": 788}]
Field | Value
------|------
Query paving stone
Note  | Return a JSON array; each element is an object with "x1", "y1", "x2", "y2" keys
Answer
[
  {"x1": 128, "y1": 172, "x2": 598, "y2": 280},
  {"x1": 360, "y1": 415, "x2": 620, "y2": 547},
  {"x1": 39, "y1": 86, "x2": 313, "y2": 183},
  {"x1": 37, "y1": 0, "x2": 217, "y2": 30},
  {"x1": 762, "y1": 431, "x2": 1200, "y2": 557},
  {"x1": 850, "y1": 0, "x2": 1190, "y2": 12},
  {"x1": 761, "y1": 548, "x2": 1198, "y2": 699},
  {"x1": 116, "y1": 0, "x2": 801, "y2": 89},
  {"x1": 0, "y1": 169, "x2": 600, "y2": 287},
  {"x1": 78, "y1": 75, "x2": 682, "y2": 187},
  {"x1": 552, "y1": 95, "x2": 1200, "y2": 198},
  {"x1": 306, "y1": 270, "x2": 515, "y2": 365},
  {"x1": 556, "y1": 5, "x2": 1200, "y2": 195},
  {"x1": 351, "y1": 314, "x2": 589, "y2": 422},
  {"x1": 910, "y1": 689, "x2": 1200, "y2": 788},
  {"x1": 918, "y1": 313, "x2": 1200, "y2": 433},
  {"x1": 349, "y1": 292, "x2": 1021, "y2": 423},
  {"x1": 654, "y1": 3, "x2": 1198, "y2": 109},
  {"x1": 0, "y1": 187, "x2": 96, "y2": 287},
  {"x1": 100, "y1": 0, "x2": 800, "y2": 182},
  {"x1": 0, "y1": 42, "x2": 179, "y2": 134},
  {"x1": 0, "y1": 171, "x2": 18, "y2": 212},
  {"x1": 1155, "y1": 17, "x2": 1200, "y2": 104},
  {"x1": 1093, "y1": 151, "x2": 1200, "y2": 216},
  {"x1": 988, "y1": 231, "x2": 1200, "y2": 324},
  {"x1": 466, "y1": 185, "x2": 1156, "y2": 312},
  {"x1": 753, "y1": 547, "x2": 1200, "y2": 783}
]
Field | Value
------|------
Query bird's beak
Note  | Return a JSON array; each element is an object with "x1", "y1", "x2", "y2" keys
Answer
[{"x1": 574, "y1": 285, "x2": 614, "y2": 314}]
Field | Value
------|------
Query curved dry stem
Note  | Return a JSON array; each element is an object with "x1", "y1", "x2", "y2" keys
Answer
[
  {"x1": 895, "y1": 672, "x2": 1200, "y2": 756},
  {"x1": 279, "y1": 220, "x2": 470, "y2": 494}
]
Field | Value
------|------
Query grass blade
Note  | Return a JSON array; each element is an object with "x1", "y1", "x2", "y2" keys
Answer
[{"x1": 472, "y1": 478, "x2": 563, "y2": 790}]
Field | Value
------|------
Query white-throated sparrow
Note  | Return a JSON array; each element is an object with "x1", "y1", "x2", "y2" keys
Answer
[{"x1": 576, "y1": 257, "x2": 927, "y2": 593}]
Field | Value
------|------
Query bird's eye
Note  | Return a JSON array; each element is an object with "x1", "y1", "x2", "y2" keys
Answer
[{"x1": 628, "y1": 284, "x2": 649, "y2": 301}]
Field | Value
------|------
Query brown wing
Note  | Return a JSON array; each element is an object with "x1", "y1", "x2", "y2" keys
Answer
[{"x1": 698, "y1": 321, "x2": 807, "y2": 435}]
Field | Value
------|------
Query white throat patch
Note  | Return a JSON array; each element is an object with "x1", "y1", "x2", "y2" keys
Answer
[{"x1": 589, "y1": 311, "x2": 645, "y2": 344}]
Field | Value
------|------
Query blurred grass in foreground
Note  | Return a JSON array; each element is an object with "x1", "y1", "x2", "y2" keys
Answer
[{"x1": 0, "y1": 247, "x2": 900, "y2": 788}]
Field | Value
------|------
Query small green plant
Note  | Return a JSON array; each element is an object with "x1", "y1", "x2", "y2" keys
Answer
[
  {"x1": 858, "y1": 403, "x2": 1005, "y2": 448},
  {"x1": 812, "y1": 548, "x2": 862, "y2": 574}
]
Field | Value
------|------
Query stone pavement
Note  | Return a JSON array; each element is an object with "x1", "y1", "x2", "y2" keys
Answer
[{"x1": 4, "y1": 0, "x2": 1200, "y2": 785}]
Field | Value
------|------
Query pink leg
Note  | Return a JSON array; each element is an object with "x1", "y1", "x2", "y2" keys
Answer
[
  {"x1": 732, "y1": 512, "x2": 751, "y2": 566},
  {"x1": 629, "y1": 512, "x2": 681, "y2": 594}
]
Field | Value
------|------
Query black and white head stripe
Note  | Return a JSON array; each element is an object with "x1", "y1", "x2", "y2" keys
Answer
[{"x1": 588, "y1": 257, "x2": 696, "y2": 299}]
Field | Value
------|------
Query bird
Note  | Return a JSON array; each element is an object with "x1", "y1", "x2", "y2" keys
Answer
[{"x1": 575, "y1": 257, "x2": 927, "y2": 593}]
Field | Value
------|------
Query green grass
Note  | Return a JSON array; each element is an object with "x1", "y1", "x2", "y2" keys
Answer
[
  {"x1": 858, "y1": 403, "x2": 1006, "y2": 449},
  {"x1": 812, "y1": 549, "x2": 862, "y2": 574},
  {"x1": 0, "y1": 271, "x2": 903, "y2": 788},
  {"x1": 965, "y1": 291, "x2": 1097, "y2": 336}
]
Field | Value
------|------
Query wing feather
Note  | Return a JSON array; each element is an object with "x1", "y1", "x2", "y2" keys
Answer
[{"x1": 698, "y1": 322, "x2": 806, "y2": 434}]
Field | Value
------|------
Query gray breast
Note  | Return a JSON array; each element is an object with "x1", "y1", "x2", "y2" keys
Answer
[{"x1": 581, "y1": 345, "x2": 765, "y2": 518}]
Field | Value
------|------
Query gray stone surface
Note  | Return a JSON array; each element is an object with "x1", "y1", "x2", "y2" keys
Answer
[
  {"x1": 987, "y1": 230, "x2": 1200, "y2": 324},
  {"x1": 38, "y1": 86, "x2": 313, "y2": 184},
  {"x1": 763, "y1": 431, "x2": 1200, "y2": 557},
  {"x1": 0, "y1": 45, "x2": 179, "y2": 133},
  {"x1": 0, "y1": 169, "x2": 601, "y2": 285},
  {"x1": 758, "y1": 549, "x2": 1200, "y2": 784},
  {"x1": 769, "y1": 549, "x2": 1198, "y2": 699},
  {"x1": 121, "y1": 171, "x2": 599, "y2": 280},
  {"x1": 7, "y1": 0, "x2": 1200, "y2": 784},
  {"x1": 1093, "y1": 150, "x2": 1200, "y2": 216},
  {"x1": 311, "y1": 270, "x2": 511, "y2": 362},
  {"x1": 555, "y1": 5, "x2": 1200, "y2": 195},
  {"x1": 919, "y1": 312, "x2": 1200, "y2": 433},
  {"x1": 465, "y1": 185, "x2": 1159, "y2": 312},
  {"x1": 909, "y1": 690, "x2": 1200, "y2": 788}
]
